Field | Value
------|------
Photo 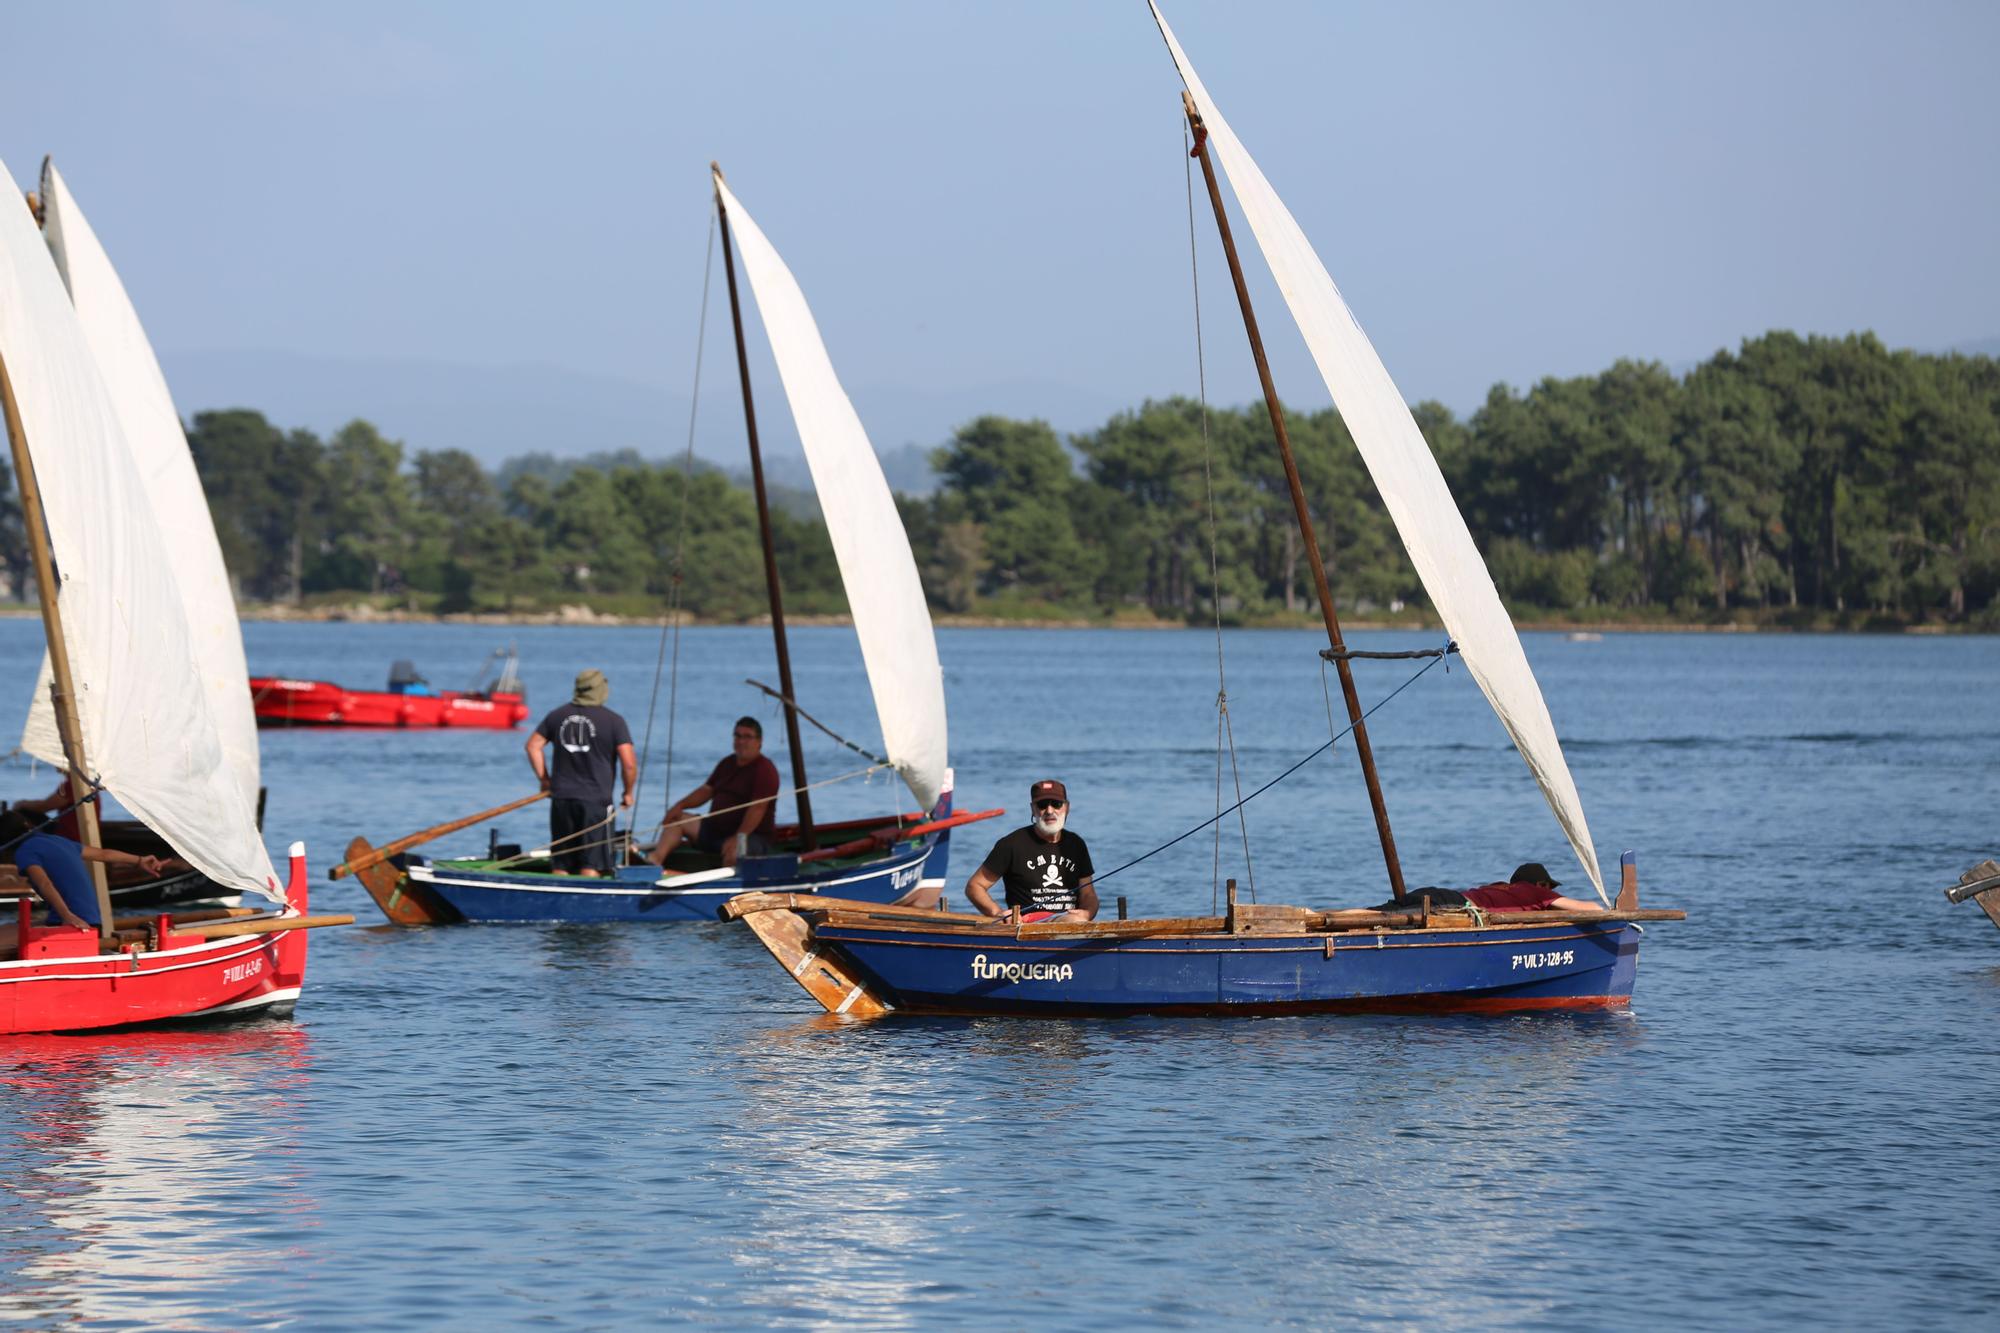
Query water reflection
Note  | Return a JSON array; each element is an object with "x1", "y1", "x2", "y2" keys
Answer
[{"x1": 0, "y1": 1027, "x2": 313, "y2": 1328}]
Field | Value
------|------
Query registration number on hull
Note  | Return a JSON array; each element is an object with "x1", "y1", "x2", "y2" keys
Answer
[
  {"x1": 222, "y1": 957, "x2": 264, "y2": 984},
  {"x1": 1510, "y1": 949, "x2": 1576, "y2": 971}
]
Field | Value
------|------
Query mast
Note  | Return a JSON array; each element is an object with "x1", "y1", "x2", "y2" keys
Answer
[
  {"x1": 712, "y1": 164, "x2": 815, "y2": 846},
  {"x1": 0, "y1": 344, "x2": 117, "y2": 940},
  {"x1": 1182, "y1": 94, "x2": 1407, "y2": 901}
]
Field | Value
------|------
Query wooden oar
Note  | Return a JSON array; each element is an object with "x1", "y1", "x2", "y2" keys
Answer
[
  {"x1": 796, "y1": 808, "x2": 1005, "y2": 864},
  {"x1": 175, "y1": 913, "x2": 353, "y2": 939},
  {"x1": 329, "y1": 791, "x2": 548, "y2": 879}
]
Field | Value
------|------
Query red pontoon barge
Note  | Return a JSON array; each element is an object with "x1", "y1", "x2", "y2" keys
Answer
[{"x1": 251, "y1": 651, "x2": 529, "y2": 729}]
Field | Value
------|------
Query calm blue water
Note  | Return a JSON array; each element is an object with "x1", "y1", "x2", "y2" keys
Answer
[{"x1": 2, "y1": 620, "x2": 1996, "y2": 1329}]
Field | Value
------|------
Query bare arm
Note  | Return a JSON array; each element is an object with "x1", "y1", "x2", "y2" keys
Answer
[
  {"x1": 965, "y1": 864, "x2": 1006, "y2": 918},
  {"x1": 24, "y1": 865, "x2": 87, "y2": 930},
  {"x1": 525, "y1": 732, "x2": 551, "y2": 789},
  {"x1": 617, "y1": 743, "x2": 638, "y2": 808},
  {"x1": 81, "y1": 846, "x2": 169, "y2": 877},
  {"x1": 1550, "y1": 894, "x2": 1599, "y2": 912},
  {"x1": 1067, "y1": 876, "x2": 1099, "y2": 922},
  {"x1": 665, "y1": 783, "x2": 713, "y2": 822}
]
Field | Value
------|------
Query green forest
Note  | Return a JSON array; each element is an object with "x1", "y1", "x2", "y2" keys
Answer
[{"x1": 6, "y1": 331, "x2": 1995, "y2": 628}]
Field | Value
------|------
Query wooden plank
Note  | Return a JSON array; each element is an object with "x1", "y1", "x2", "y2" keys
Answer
[{"x1": 1945, "y1": 860, "x2": 2000, "y2": 903}]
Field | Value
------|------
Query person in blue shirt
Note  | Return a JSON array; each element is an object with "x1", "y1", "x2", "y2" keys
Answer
[{"x1": 0, "y1": 810, "x2": 182, "y2": 930}]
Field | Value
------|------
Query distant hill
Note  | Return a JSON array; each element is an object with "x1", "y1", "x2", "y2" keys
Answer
[{"x1": 162, "y1": 347, "x2": 1110, "y2": 495}]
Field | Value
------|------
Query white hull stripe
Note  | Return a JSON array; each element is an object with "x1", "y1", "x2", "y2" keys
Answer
[
  {"x1": 416, "y1": 854, "x2": 927, "y2": 899},
  {"x1": 0, "y1": 933, "x2": 287, "y2": 986},
  {"x1": 189, "y1": 986, "x2": 301, "y2": 1016}
]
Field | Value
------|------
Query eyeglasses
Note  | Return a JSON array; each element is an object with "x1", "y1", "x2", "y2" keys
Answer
[
  {"x1": 1034, "y1": 799, "x2": 1066, "y2": 811},
  {"x1": 733, "y1": 731, "x2": 759, "y2": 740}
]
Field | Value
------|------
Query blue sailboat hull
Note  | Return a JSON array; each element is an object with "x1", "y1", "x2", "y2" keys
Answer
[
  {"x1": 807, "y1": 917, "x2": 1640, "y2": 1016},
  {"x1": 407, "y1": 821, "x2": 953, "y2": 925}
]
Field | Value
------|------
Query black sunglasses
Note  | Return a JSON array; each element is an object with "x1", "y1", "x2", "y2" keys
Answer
[{"x1": 1034, "y1": 798, "x2": 1066, "y2": 810}]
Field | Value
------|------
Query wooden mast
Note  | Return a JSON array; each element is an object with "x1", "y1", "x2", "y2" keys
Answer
[
  {"x1": 1182, "y1": 93, "x2": 1407, "y2": 901},
  {"x1": 0, "y1": 341, "x2": 117, "y2": 941},
  {"x1": 712, "y1": 164, "x2": 815, "y2": 847}
]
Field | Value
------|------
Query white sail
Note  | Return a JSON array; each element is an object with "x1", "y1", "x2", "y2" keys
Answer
[
  {"x1": 713, "y1": 172, "x2": 948, "y2": 812},
  {"x1": 1150, "y1": 2, "x2": 1607, "y2": 902},
  {"x1": 0, "y1": 157, "x2": 279, "y2": 898},
  {"x1": 23, "y1": 160, "x2": 263, "y2": 821}
]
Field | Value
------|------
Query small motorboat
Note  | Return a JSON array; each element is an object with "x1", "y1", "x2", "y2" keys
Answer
[{"x1": 250, "y1": 650, "x2": 530, "y2": 729}]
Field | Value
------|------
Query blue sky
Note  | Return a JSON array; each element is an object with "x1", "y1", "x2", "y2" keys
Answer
[{"x1": 3, "y1": 1, "x2": 1994, "y2": 464}]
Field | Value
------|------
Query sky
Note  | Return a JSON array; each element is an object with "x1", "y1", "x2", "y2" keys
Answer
[{"x1": 3, "y1": 0, "x2": 1995, "y2": 468}]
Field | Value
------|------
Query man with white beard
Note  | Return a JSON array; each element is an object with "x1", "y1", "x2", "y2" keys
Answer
[{"x1": 963, "y1": 778, "x2": 1098, "y2": 923}]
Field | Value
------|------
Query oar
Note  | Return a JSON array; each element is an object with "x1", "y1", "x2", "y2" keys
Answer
[{"x1": 329, "y1": 791, "x2": 549, "y2": 880}]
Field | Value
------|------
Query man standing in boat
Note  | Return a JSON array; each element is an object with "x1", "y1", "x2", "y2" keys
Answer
[
  {"x1": 525, "y1": 669, "x2": 636, "y2": 877},
  {"x1": 965, "y1": 779, "x2": 1097, "y2": 923},
  {"x1": 646, "y1": 717, "x2": 782, "y2": 870}
]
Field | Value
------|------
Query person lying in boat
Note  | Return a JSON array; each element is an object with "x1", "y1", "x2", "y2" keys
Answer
[
  {"x1": 646, "y1": 716, "x2": 781, "y2": 870},
  {"x1": 525, "y1": 668, "x2": 636, "y2": 878},
  {"x1": 964, "y1": 778, "x2": 1098, "y2": 924},
  {"x1": 0, "y1": 809, "x2": 184, "y2": 930},
  {"x1": 1374, "y1": 862, "x2": 1599, "y2": 914}
]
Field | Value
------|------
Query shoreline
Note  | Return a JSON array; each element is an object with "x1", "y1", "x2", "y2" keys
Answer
[{"x1": 0, "y1": 604, "x2": 1978, "y2": 634}]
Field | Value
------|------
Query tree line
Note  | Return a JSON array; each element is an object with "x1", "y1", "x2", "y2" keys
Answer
[{"x1": 1, "y1": 330, "x2": 1990, "y2": 626}]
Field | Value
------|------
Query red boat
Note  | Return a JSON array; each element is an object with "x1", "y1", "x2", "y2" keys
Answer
[
  {"x1": 0, "y1": 845, "x2": 346, "y2": 1033},
  {"x1": 250, "y1": 652, "x2": 530, "y2": 729}
]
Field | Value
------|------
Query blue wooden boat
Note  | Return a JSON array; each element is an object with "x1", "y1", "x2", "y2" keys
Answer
[
  {"x1": 725, "y1": 7, "x2": 1687, "y2": 1015},
  {"x1": 723, "y1": 858, "x2": 1684, "y2": 1017},
  {"x1": 349, "y1": 785, "x2": 985, "y2": 925},
  {"x1": 342, "y1": 165, "x2": 993, "y2": 926}
]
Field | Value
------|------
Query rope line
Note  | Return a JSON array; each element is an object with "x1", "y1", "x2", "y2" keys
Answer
[
  {"x1": 1092, "y1": 653, "x2": 1449, "y2": 887},
  {"x1": 1184, "y1": 117, "x2": 1256, "y2": 912},
  {"x1": 1321, "y1": 641, "x2": 1458, "y2": 663},
  {"x1": 0, "y1": 776, "x2": 107, "y2": 859},
  {"x1": 628, "y1": 760, "x2": 890, "y2": 845},
  {"x1": 742, "y1": 679, "x2": 888, "y2": 768},
  {"x1": 630, "y1": 209, "x2": 717, "y2": 859}
]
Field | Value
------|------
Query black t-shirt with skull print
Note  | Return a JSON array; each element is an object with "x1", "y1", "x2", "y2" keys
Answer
[{"x1": 978, "y1": 825, "x2": 1094, "y2": 913}]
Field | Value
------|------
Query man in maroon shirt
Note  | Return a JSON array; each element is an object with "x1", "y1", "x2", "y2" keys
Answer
[
  {"x1": 1464, "y1": 862, "x2": 1600, "y2": 913},
  {"x1": 647, "y1": 717, "x2": 781, "y2": 869}
]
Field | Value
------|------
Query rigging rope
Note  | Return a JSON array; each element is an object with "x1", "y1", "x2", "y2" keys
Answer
[
  {"x1": 1092, "y1": 653, "x2": 1449, "y2": 887},
  {"x1": 629, "y1": 210, "x2": 717, "y2": 859},
  {"x1": 1184, "y1": 118, "x2": 1257, "y2": 912},
  {"x1": 489, "y1": 760, "x2": 889, "y2": 870},
  {"x1": 742, "y1": 679, "x2": 888, "y2": 768}
]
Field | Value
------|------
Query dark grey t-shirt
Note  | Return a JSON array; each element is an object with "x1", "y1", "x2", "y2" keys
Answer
[{"x1": 535, "y1": 704, "x2": 632, "y2": 803}]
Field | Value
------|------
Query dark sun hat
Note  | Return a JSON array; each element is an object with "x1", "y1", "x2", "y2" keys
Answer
[
  {"x1": 1030, "y1": 778, "x2": 1068, "y2": 805},
  {"x1": 1510, "y1": 862, "x2": 1559, "y2": 888}
]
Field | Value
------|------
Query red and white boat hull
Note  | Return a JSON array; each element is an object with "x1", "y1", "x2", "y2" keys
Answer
[{"x1": 0, "y1": 843, "x2": 316, "y2": 1034}]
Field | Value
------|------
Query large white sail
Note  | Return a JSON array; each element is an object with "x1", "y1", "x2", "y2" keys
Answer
[
  {"x1": 1150, "y1": 3, "x2": 1607, "y2": 901},
  {"x1": 713, "y1": 172, "x2": 948, "y2": 812},
  {"x1": 0, "y1": 157, "x2": 279, "y2": 898},
  {"x1": 23, "y1": 160, "x2": 263, "y2": 821}
]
